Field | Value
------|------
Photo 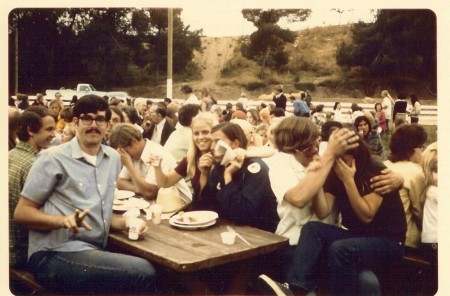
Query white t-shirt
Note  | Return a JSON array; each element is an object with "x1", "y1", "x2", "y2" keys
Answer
[
  {"x1": 421, "y1": 185, "x2": 438, "y2": 243},
  {"x1": 237, "y1": 97, "x2": 249, "y2": 110},
  {"x1": 382, "y1": 96, "x2": 393, "y2": 120},
  {"x1": 184, "y1": 94, "x2": 201, "y2": 105},
  {"x1": 119, "y1": 139, "x2": 192, "y2": 203},
  {"x1": 264, "y1": 151, "x2": 336, "y2": 245},
  {"x1": 164, "y1": 126, "x2": 192, "y2": 163}
]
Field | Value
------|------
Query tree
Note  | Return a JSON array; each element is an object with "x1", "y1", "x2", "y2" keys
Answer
[
  {"x1": 9, "y1": 8, "x2": 202, "y2": 94},
  {"x1": 241, "y1": 9, "x2": 311, "y2": 79},
  {"x1": 336, "y1": 9, "x2": 436, "y2": 93}
]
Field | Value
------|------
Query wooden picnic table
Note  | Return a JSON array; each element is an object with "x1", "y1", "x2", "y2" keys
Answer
[{"x1": 108, "y1": 213, "x2": 289, "y2": 294}]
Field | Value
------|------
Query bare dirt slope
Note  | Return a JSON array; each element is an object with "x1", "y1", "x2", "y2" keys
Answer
[{"x1": 192, "y1": 36, "x2": 239, "y2": 89}]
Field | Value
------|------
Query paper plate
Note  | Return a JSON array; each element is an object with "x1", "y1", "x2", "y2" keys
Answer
[
  {"x1": 115, "y1": 190, "x2": 135, "y2": 200},
  {"x1": 170, "y1": 211, "x2": 218, "y2": 226},
  {"x1": 169, "y1": 218, "x2": 216, "y2": 230},
  {"x1": 112, "y1": 198, "x2": 150, "y2": 212}
]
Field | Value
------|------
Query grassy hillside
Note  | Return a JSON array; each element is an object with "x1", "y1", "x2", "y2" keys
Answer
[{"x1": 124, "y1": 24, "x2": 436, "y2": 103}]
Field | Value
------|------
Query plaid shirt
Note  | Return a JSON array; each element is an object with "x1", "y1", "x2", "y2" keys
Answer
[{"x1": 9, "y1": 142, "x2": 38, "y2": 268}]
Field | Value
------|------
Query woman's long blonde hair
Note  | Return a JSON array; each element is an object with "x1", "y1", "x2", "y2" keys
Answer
[
  {"x1": 422, "y1": 141, "x2": 438, "y2": 189},
  {"x1": 187, "y1": 112, "x2": 217, "y2": 178}
]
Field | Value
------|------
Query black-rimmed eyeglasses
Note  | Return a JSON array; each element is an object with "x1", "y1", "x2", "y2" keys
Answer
[{"x1": 80, "y1": 115, "x2": 107, "y2": 126}]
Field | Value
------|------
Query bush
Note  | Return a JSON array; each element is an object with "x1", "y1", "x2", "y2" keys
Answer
[
  {"x1": 242, "y1": 82, "x2": 267, "y2": 91},
  {"x1": 294, "y1": 82, "x2": 316, "y2": 91},
  {"x1": 180, "y1": 61, "x2": 202, "y2": 81}
]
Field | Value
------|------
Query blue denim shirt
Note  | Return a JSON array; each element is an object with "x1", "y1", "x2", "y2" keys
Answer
[{"x1": 22, "y1": 137, "x2": 121, "y2": 259}]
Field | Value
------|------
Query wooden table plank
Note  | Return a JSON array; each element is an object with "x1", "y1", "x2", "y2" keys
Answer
[{"x1": 108, "y1": 215, "x2": 288, "y2": 272}]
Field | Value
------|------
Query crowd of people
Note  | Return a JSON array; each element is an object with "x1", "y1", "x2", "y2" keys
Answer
[{"x1": 8, "y1": 84, "x2": 437, "y2": 295}]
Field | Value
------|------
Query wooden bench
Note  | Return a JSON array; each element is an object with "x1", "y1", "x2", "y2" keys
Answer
[
  {"x1": 9, "y1": 268, "x2": 50, "y2": 295},
  {"x1": 382, "y1": 252, "x2": 436, "y2": 296}
]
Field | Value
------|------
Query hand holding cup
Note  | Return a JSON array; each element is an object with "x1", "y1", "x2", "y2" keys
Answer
[
  {"x1": 127, "y1": 218, "x2": 147, "y2": 240},
  {"x1": 148, "y1": 154, "x2": 162, "y2": 167}
]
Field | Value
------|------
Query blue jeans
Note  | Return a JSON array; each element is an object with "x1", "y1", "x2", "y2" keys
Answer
[
  {"x1": 287, "y1": 221, "x2": 404, "y2": 295},
  {"x1": 29, "y1": 250, "x2": 157, "y2": 294}
]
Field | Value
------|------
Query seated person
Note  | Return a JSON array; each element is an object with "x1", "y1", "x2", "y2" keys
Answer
[
  {"x1": 9, "y1": 106, "x2": 57, "y2": 269},
  {"x1": 195, "y1": 122, "x2": 279, "y2": 232},
  {"x1": 319, "y1": 120, "x2": 344, "y2": 155},
  {"x1": 109, "y1": 123, "x2": 192, "y2": 204},
  {"x1": 263, "y1": 117, "x2": 358, "y2": 250},
  {"x1": 149, "y1": 112, "x2": 217, "y2": 194},
  {"x1": 354, "y1": 115, "x2": 386, "y2": 160},
  {"x1": 13, "y1": 95, "x2": 156, "y2": 294},
  {"x1": 385, "y1": 124, "x2": 428, "y2": 250},
  {"x1": 164, "y1": 104, "x2": 201, "y2": 163},
  {"x1": 260, "y1": 134, "x2": 407, "y2": 296}
]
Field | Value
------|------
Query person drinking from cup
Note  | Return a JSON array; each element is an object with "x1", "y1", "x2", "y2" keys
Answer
[{"x1": 194, "y1": 121, "x2": 279, "y2": 232}]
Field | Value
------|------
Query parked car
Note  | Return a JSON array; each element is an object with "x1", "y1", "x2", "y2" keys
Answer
[{"x1": 45, "y1": 84, "x2": 129, "y2": 105}]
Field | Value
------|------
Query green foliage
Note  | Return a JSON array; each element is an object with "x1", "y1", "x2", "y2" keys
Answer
[
  {"x1": 294, "y1": 82, "x2": 316, "y2": 91},
  {"x1": 242, "y1": 81, "x2": 267, "y2": 91},
  {"x1": 221, "y1": 55, "x2": 252, "y2": 77},
  {"x1": 8, "y1": 8, "x2": 202, "y2": 93},
  {"x1": 336, "y1": 9, "x2": 436, "y2": 91},
  {"x1": 240, "y1": 9, "x2": 311, "y2": 78},
  {"x1": 178, "y1": 61, "x2": 203, "y2": 81}
]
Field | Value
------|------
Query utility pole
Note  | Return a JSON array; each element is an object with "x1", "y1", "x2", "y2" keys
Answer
[{"x1": 167, "y1": 8, "x2": 173, "y2": 99}]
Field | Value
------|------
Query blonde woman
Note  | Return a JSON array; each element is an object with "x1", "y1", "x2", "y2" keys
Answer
[{"x1": 149, "y1": 112, "x2": 216, "y2": 191}]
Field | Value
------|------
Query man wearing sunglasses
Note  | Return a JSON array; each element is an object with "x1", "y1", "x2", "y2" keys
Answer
[{"x1": 14, "y1": 95, "x2": 157, "y2": 294}]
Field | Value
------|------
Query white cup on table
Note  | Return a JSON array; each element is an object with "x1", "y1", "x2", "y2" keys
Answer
[
  {"x1": 128, "y1": 218, "x2": 145, "y2": 240},
  {"x1": 221, "y1": 231, "x2": 236, "y2": 245},
  {"x1": 150, "y1": 204, "x2": 162, "y2": 224}
]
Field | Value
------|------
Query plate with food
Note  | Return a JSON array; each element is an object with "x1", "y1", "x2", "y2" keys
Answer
[
  {"x1": 168, "y1": 218, "x2": 217, "y2": 230},
  {"x1": 170, "y1": 211, "x2": 218, "y2": 226},
  {"x1": 115, "y1": 190, "x2": 135, "y2": 200}
]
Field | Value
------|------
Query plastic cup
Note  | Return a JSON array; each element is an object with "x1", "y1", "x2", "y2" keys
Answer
[
  {"x1": 150, "y1": 204, "x2": 162, "y2": 224},
  {"x1": 221, "y1": 231, "x2": 236, "y2": 245},
  {"x1": 128, "y1": 218, "x2": 145, "y2": 240}
]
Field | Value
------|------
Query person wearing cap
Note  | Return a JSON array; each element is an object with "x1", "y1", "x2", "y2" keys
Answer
[
  {"x1": 181, "y1": 84, "x2": 201, "y2": 105},
  {"x1": 272, "y1": 84, "x2": 287, "y2": 110}
]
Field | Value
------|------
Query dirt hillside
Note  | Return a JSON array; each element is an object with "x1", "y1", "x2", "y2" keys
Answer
[{"x1": 194, "y1": 37, "x2": 239, "y2": 83}]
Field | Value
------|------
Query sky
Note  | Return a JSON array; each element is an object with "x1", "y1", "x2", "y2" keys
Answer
[{"x1": 180, "y1": 6, "x2": 375, "y2": 37}]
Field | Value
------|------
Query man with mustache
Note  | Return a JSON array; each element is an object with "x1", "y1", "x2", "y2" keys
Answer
[{"x1": 14, "y1": 95, "x2": 157, "y2": 294}]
